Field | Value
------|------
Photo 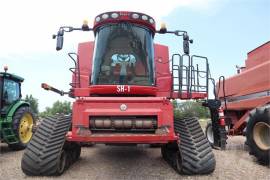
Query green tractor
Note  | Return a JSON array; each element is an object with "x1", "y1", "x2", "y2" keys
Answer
[{"x1": 0, "y1": 66, "x2": 35, "y2": 150}]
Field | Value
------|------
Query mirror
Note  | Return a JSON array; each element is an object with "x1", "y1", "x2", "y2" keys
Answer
[
  {"x1": 56, "y1": 29, "x2": 64, "y2": 51},
  {"x1": 183, "y1": 33, "x2": 190, "y2": 54}
]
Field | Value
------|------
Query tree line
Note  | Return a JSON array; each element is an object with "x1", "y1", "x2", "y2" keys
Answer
[
  {"x1": 173, "y1": 100, "x2": 210, "y2": 119},
  {"x1": 24, "y1": 95, "x2": 210, "y2": 119},
  {"x1": 24, "y1": 94, "x2": 71, "y2": 118}
]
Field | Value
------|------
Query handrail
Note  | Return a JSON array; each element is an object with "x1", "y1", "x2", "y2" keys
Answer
[
  {"x1": 171, "y1": 53, "x2": 210, "y2": 99},
  {"x1": 68, "y1": 53, "x2": 81, "y2": 88}
]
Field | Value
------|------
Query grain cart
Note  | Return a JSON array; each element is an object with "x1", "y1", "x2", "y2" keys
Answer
[
  {"x1": 21, "y1": 11, "x2": 226, "y2": 176},
  {"x1": 206, "y1": 41, "x2": 270, "y2": 165},
  {"x1": 0, "y1": 66, "x2": 35, "y2": 150}
]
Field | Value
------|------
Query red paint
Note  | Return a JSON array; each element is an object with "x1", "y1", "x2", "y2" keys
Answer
[
  {"x1": 93, "y1": 11, "x2": 156, "y2": 33},
  {"x1": 70, "y1": 97, "x2": 176, "y2": 143},
  {"x1": 66, "y1": 12, "x2": 209, "y2": 144},
  {"x1": 154, "y1": 44, "x2": 172, "y2": 98},
  {"x1": 89, "y1": 85, "x2": 157, "y2": 96},
  {"x1": 67, "y1": 133, "x2": 177, "y2": 144},
  {"x1": 218, "y1": 41, "x2": 270, "y2": 135},
  {"x1": 219, "y1": 119, "x2": 225, "y2": 126}
]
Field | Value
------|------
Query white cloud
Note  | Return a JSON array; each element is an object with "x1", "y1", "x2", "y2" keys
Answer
[
  {"x1": 0, "y1": 0, "x2": 217, "y2": 54},
  {"x1": 0, "y1": 0, "x2": 219, "y2": 111}
]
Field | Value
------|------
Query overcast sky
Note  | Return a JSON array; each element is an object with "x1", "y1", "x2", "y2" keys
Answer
[{"x1": 0, "y1": 0, "x2": 269, "y2": 111}]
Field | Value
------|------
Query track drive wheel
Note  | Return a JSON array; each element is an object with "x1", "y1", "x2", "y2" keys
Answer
[
  {"x1": 8, "y1": 106, "x2": 35, "y2": 150},
  {"x1": 21, "y1": 115, "x2": 80, "y2": 176},
  {"x1": 205, "y1": 121, "x2": 214, "y2": 147},
  {"x1": 162, "y1": 117, "x2": 216, "y2": 175},
  {"x1": 246, "y1": 105, "x2": 270, "y2": 165},
  {"x1": 56, "y1": 150, "x2": 67, "y2": 175}
]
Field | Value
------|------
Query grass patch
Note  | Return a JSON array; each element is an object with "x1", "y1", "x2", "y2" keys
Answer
[{"x1": 199, "y1": 118, "x2": 210, "y2": 130}]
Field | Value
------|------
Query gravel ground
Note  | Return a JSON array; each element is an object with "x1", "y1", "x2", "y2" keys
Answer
[{"x1": 0, "y1": 136, "x2": 269, "y2": 180}]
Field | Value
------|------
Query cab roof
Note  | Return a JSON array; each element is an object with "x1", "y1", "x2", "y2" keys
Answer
[
  {"x1": 93, "y1": 11, "x2": 156, "y2": 33},
  {"x1": 0, "y1": 72, "x2": 24, "y2": 82}
]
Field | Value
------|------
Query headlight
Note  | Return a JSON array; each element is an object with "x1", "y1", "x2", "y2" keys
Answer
[
  {"x1": 102, "y1": 13, "x2": 109, "y2": 19},
  {"x1": 95, "y1": 16, "x2": 101, "y2": 22},
  {"x1": 149, "y1": 19, "x2": 154, "y2": 24},
  {"x1": 132, "y1": 13, "x2": 139, "y2": 19},
  {"x1": 141, "y1": 15, "x2": 148, "y2": 21},
  {"x1": 111, "y1": 13, "x2": 119, "y2": 19}
]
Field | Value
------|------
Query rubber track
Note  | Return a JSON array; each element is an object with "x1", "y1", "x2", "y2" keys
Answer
[
  {"x1": 175, "y1": 117, "x2": 216, "y2": 174},
  {"x1": 162, "y1": 117, "x2": 216, "y2": 175},
  {"x1": 21, "y1": 115, "x2": 71, "y2": 176}
]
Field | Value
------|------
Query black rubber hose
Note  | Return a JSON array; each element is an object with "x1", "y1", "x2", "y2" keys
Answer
[{"x1": 218, "y1": 76, "x2": 227, "y2": 110}]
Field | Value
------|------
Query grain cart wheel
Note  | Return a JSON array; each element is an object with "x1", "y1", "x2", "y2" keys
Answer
[
  {"x1": 8, "y1": 106, "x2": 35, "y2": 150},
  {"x1": 246, "y1": 106, "x2": 270, "y2": 165},
  {"x1": 162, "y1": 117, "x2": 216, "y2": 175},
  {"x1": 205, "y1": 121, "x2": 214, "y2": 147},
  {"x1": 21, "y1": 115, "x2": 79, "y2": 176}
]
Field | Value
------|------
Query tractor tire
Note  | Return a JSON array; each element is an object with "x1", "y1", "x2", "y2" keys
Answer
[
  {"x1": 21, "y1": 115, "x2": 79, "y2": 176},
  {"x1": 205, "y1": 121, "x2": 214, "y2": 147},
  {"x1": 8, "y1": 106, "x2": 35, "y2": 150},
  {"x1": 246, "y1": 106, "x2": 270, "y2": 165},
  {"x1": 162, "y1": 117, "x2": 216, "y2": 175}
]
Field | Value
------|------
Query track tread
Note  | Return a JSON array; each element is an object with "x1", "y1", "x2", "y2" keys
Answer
[
  {"x1": 175, "y1": 117, "x2": 216, "y2": 174},
  {"x1": 21, "y1": 115, "x2": 71, "y2": 176},
  {"x1": 162, "y1": 117, "x2": 216, "y2": 175}
]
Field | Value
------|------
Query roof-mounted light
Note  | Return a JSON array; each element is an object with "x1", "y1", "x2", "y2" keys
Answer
[
  {"x1": 149, "y1": 19, "x2": 154, "y2": 24},
  {"x1": 131, "y1": 13, "x2": 139, "y2": 19},
  {"x1": 102, "y1": 13, "x2": 109, "y2": 19},
  {"x1": 111, "y1": 13, "x2": 119, "y2": 19},
  {"x1": 142, "y1": 15, "x2": 148, "y2": 21},
  {"x1": 159, "y1": 22, "x2": 167, "y2": 33},
  {"x1": 93, "y1": 12, "x2": 156, "y2": 32},
  {"x1": 95, "y1": 16, "x2": 101, "y2": 22},
  {"x1": 82, "y1": 20, "x2": 90, "y2": 31},
  {"x1": 120, "y1": 12, "x2": 129, "y2": 16},
  {"x1": 4, "y1": 66, "x2": 8, "y2": 72}
]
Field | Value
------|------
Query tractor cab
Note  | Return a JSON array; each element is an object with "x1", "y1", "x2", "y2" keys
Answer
[
  {"x1": 0, "y1": 67, "x2": 23, "y2": 114},
  {"x1": 0, "y1": 67, "x2": 35, "y2": 150},
  {"x1": 91, "y1": 22, "x2": 155, "y2": 86},
  {"x1": 50, "y1": 11, "x2": 201, "y2": 97},
  {"x1": 89, "y1": 12, "x2": 157, "y2": 96}
]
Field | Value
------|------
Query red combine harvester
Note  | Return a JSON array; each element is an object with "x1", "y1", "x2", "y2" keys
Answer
[
  {"x1": 206, "y1": 41, "x2": 270, "y2": 165},
  {"x1": 21, "y1": 11, "x2": 226, "y2": 176}
]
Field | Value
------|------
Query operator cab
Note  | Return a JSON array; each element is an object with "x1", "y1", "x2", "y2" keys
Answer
[
  {"x1": 85, "y1": 12, "x2": 158, "y2": 96},
  {"x1": 91, "y1": 23, "x2": 155, "y2": 86},
  {"x1": 0, "y1": 68, "x2": 23, "y2": 113},
  {"x1": 52, "y1": 11, "x2": 195, "y2": 97}
]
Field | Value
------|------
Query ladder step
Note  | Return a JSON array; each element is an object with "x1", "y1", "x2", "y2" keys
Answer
[
  {"x1": 2, "y1": 128, "x2": 13, "y2": 132},
  {"x1": 5, "y1": 135, "x2": 16, "y2": 138},
  {"x1": 3, "y1": 134, "x2": 18, "y2": 143}
]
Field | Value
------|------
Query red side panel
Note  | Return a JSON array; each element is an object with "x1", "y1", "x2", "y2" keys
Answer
[
  {"x1": 219, "y1": 61, "x2": 270, "y2": 97},
  {"x1": 76, "y1": 41, "x2": 94, "y2": 88},
  {"x1": 154, "y1": 44, "x2": 172, "y2": 97},
  {"x1": 218, "y1": 41, "x2": 270, "y2": 110},
  {"x1": 69, "y1": 97, "x2": 177, "y2": 143},
  {"x1": 245, "y1": 41, "x2": 270, "y2": 69}
]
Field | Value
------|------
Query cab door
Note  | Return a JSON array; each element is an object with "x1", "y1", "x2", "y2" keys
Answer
[{"x1": 1, "y1": 78, "x2": 20, "y2": 112}]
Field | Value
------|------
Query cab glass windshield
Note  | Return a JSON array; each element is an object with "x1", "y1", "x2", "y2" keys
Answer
[
  {"x1": 91, "y1": 23, "x2": 155, "y2": 86},
  {"x1": 3, "y1": 79, "x2": 20, "y2": 104}
]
